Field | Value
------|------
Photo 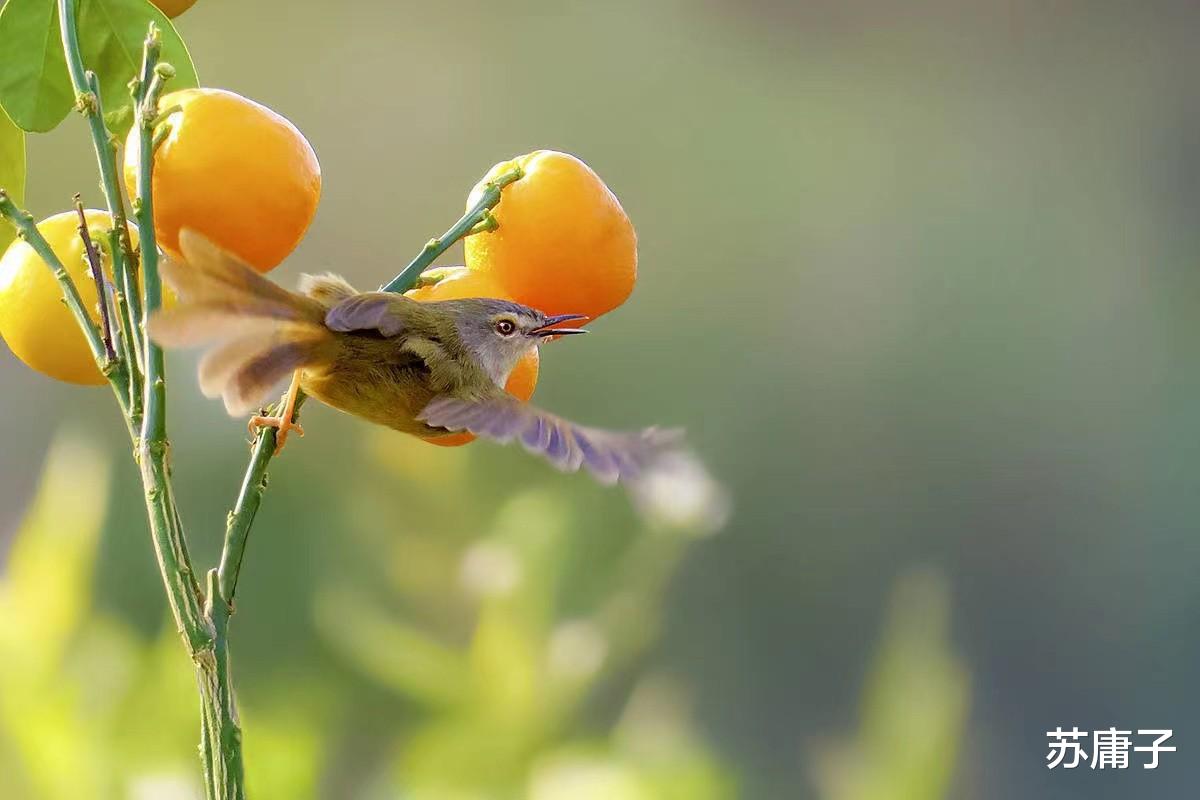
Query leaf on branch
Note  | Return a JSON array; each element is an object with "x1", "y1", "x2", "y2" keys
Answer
[
  {"x1": 0, "y1": 0, "x2": 199, "y2": 135},
  {"x1": 0, "y1": 107, "x2": 25, "y2": 254},
  {"x1": 0, "y1": 0, "x2": 74, "y2": 132}
]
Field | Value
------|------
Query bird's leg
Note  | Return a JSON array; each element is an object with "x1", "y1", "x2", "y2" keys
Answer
[{"x1": 249, "y1": 371, "x2": 305, "y2": 455}]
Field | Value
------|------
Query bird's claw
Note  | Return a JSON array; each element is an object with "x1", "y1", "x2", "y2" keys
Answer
[{"x1": 248, "y1": 414, "x2": 304, "y2": 455}]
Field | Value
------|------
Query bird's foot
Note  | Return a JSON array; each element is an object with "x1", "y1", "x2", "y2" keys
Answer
[
  {"x1": 248, "y1": 413, "x2": 304, "y2": 455},
  {"x1": 250, "y1": 371, "x2": 305, "y2": 455}
]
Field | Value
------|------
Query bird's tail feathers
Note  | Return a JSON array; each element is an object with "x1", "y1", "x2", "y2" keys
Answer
[
  {"x1": 198, "y1": 326, "x2": 336, "y2": 416},
  {"x1": 153, "y1": 229, "x2": 326, "y2": 333},
  {"x1": 147, "y1": 229, "x2": 336, "y2": 415}
]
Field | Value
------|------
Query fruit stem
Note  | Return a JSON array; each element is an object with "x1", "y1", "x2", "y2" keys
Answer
[
  {"x1": 150, "y1": 104, "x2": 182, "y2": 129},
  {"x1": 57, "y1": 0, "x2": 144, "y2": 386},
  {"x1": 378, "y1": 165, "x2": 524, "y2": 293},
  {"x1": 73, "y1": 194, "x2": 118, "y2": 363}
]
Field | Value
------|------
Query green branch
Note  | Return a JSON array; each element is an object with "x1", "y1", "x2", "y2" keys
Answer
[
  {"x1": 126, "y1": 24, "x2": 243, "y2": 800},
  {"x1": 59, "y1": 7, "x2": 226, "y2": 790},
  {"x1": 379, "y1": 165, "x2": 523, "y2": 293},
  {"x1": 0, "y1": 191, "x2": 132, "y2": 417},
  {"x1": 0, "y1": 191, "x2": 104, "y2": 359},
  {"x1": 203, "y1": 570, "x2": 246, "y2": 798},
  {"x1": 133, "y1": 34, "x2": 169, "y2": 446},
  {"x1": 216, "y1": 412, "x2": 292, "y2": 604},
  {"x1": 57, "y1": 0, "x2": 144, "y2": 417}
]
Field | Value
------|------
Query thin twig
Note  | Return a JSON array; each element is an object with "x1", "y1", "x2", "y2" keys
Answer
[
  {"x1": 379, "y1": 165, "x2": 524, "y2": 292},
  {"x1": 73, "y1": 194, "x2": 117, "y2": 362},
  {"x1": 129, "y1": 24, "x2": 241, "y2": 799},
  {"x1": 58, "y1": 0, "x2": 144, "y2": 413},
  {"x1": 61, "y1": 6, "x2": 209, "y2": 644},
  {"x1": 216, "y1": 408, "x2": 289, "y2": 604},
  {"x1": 135, "y1": 35, "x2": 169, "y2": 445},
  {"x1": 0, "y1": 191, "x2": 118, "y2": 378},
  {"x1": 204, "y1": 570, "x2": 246, "y2": 797},
  {"x1": 0, "y1": 191, "x2": 105, "y2": 359},
  {"x1": 62, "y1": 2, "x2": 220, "y2": 776}
]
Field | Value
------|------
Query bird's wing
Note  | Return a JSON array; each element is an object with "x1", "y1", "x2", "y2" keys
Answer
[
  {"x1": 417, "y1": 393, "x2": 683, "y2": 486},
  {"x1": 324, "y1": 292, "x2": 413, "y2": 337}
]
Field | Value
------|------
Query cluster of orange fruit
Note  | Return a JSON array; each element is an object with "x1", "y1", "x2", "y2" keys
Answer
[{"x1": 0, "y1": 87, "x2": 638, "y2": 448}]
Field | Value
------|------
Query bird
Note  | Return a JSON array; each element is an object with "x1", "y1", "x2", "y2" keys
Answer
[{"x1": 147, "y1": 230, "x2": 687, "y2": 486}]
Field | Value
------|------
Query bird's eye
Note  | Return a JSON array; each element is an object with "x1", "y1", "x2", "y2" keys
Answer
[{"x1": 494, "y1": 319, "x2": 517, "y2": 337}]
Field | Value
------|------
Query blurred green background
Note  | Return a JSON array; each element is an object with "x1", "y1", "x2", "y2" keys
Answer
[{"x1": 2, "y1": 0, "x2": 1199, "y2": 797}]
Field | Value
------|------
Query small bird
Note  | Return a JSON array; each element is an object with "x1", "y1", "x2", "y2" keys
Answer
[{"x1": 148, "y1": 230, "x2": 686, "y2": 486}]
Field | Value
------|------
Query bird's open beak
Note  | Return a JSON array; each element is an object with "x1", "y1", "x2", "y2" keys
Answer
[{"x1": 532, "y1": 313, "x2": 589, "y2": 337}]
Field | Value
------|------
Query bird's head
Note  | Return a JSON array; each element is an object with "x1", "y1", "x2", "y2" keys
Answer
[{"x1": 441, "y1": 298, "x2": 587, "y2": 387}]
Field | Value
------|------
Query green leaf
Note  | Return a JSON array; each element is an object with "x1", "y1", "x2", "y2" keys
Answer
[
  {"x1": 0, "y1": 0, "x2": 198, "y2": 135},
  {"x1": 0, "y1": 107, "x2": 25, "y2": 254},
  {"x1": 0, "y1": 0, "x2": 74, "y2": 132},
  {"x1": 77, "y1": 0, "x2": 199, "y2": 136}
]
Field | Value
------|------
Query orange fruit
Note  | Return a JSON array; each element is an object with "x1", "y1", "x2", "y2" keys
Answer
[
  {"x1": 123, "y1": 88, "x2": 320, "y2": 273},
  {"x1": 406, "y1": 267, "x2": 539, "y2": 447},
  {"x1": 150, "y1": 0, "x2": 198, "y2": 17},
  {"x1": 463, "y1": 150, "x2": 637, "y2": 322},
  {"x1": 0, "y1": 210, "x2": 139, "y2": 385}
]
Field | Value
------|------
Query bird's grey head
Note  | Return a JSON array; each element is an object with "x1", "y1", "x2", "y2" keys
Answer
[{"x1": 443, "y1": 298, "x2": 587, "y2": 386}]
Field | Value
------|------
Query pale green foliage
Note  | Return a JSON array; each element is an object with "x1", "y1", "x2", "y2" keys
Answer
[
  {"x1": 0, "y1": 428, "x2": 734, "y2": 799},
  {"x1": 0, "y1": 431, "x2": 194, "y2": 798},
  {"x1": 310, "y1": 433, "x2": 736, "y2": 798},
  {"x1": 811, "y1": 571, "x2": 971, "y2": 800}
]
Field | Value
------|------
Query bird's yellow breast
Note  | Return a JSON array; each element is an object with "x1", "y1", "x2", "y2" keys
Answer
[{"x1": 298, "y1": 332, "x2": 479, "y2": 437}]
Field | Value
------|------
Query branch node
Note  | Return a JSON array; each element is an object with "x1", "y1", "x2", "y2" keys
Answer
[
  {"x1": 378, "y1": 165, "x2": 525, "y2": 293},
  {"x1": 74, "y1": 91, "x2": 98, "y2": 116},
  {"x1": 468, "y1": 209, "x2": 499, "y2": 236}
]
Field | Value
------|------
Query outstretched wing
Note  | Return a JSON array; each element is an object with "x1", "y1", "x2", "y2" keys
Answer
[{"x1": 417, "y1": 394, "x2": 683, "y2": 486}]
